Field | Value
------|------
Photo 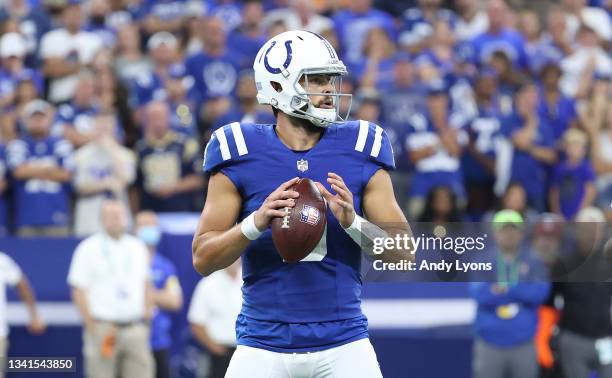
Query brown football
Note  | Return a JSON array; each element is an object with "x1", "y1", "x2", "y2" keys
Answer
[{"x1": 271, "y1": 178, "x2": 327, "y2": 263}]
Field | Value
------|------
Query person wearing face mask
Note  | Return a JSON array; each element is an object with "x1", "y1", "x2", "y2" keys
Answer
[
  {"x1": 135, "y1": 211, "x2": 183, "y2": 378},
  {"x1": 67, "y1": 199, "x2": 154, "y2": 378}
]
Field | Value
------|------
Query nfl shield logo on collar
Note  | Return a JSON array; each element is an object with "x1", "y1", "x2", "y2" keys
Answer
[{"x1": 297, "y1": 159, "x2": 308, "y2": 172}]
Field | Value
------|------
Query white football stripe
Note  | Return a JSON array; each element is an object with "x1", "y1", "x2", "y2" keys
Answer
[
  {"x1": 215, "y1": 128, "x2": 231, "y2": 161},
  {"x1": 230, "y1": 122, "x2": 248, "y2": 156},
  {"x1": 355, "y1": 120, "x2": 369, "y2": 152},
  {"x1": 370, "y1": 125, "x2": 383, "y2": 158}
]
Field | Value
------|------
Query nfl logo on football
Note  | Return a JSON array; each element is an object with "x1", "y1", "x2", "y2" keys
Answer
[
  {"x1": 300, "y1": 205, "x2": 320, "y2": 226},
  {"x1": 297, "y1": 159, "x2": 308, "y2": 172}
]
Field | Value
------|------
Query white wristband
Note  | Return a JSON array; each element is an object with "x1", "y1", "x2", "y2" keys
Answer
[
  {"x1": 241, "y1": 212, "x2": 263, "y2": 241},
  {"x1": 343, "y1": 213, "x2": 364, "y2": 244}
]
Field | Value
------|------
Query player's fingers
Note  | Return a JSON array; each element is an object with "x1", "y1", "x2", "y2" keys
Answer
[
  {"x1": 327, "y1": 177, "x2": 350, "y2": 192},
  {"x1": 330, "y1": 184, "x2": 352, "y2": 202},
  {"x1": 266, "y1": 209, "x2": 289, "y2": 218},
  {"x1": 269, "y1": 189, "x2": 299, "y2": 201},
  {"x1": 328, "y1": 172, "x2": 344, "y2": 182},
  {"x1": 278, "y1": 177, "x2": 300, "y2": 191},
  {"x1": 315, "y1": 182, "x2": 334, "y2": 201},
  {"x1": 328, "y1": 178, "x2": 352, "y2": 198},
  {"x1": 268, "y1": 199, "x2": 295, "y2": 210}
]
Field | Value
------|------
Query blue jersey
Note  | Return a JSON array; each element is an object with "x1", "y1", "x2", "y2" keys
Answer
[
  {"x1": 400, "y1": 7, "x2": 456, "y2": 46},
  {"x1": 404, "y1": 112, "x2": 466, "y2": 198},
  {"x1": 137, "y1": 0, "x2": 186, "y2": 22},
  {"x1": 461, "y1": 104, "x2": 503, "y2": 184},
  {"x1": 332, "y1": 9, "x2": 396, "y2": 66},
  {"x1": 6, "y1": 135, "x2": 73, "y2": 228},
  {"x1": 52, "y1": 103, "x2": 100, "y2": 137},
  {"x1": 536, "y1": 89, "x2": 577, "y2": 142},
  {"x1": 203, "y1": 120, "x2": 394, "y2": 352},
  {"x1": 184, "y1": 51, "x2": 240, "y2": 105},
  {"x1": 502, "y1": 113, "x2": 555, "y2": 211},
  {"x1": 131, "y1": 71, "x2": 165, "y2": 108},
  {"x1": 150, "y1": 253, "x2": 178, "y2": 351},
  {"x1": 471, "y1": 29, "x2": 528, "y2": 70},
  {"x1": 227, "y1": 31, "x2": 267, "y2": 71}
]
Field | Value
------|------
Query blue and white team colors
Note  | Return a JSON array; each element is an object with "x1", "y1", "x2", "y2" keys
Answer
[{"x1": 203, "y1": 120, "x2": 394, "y2": 353}]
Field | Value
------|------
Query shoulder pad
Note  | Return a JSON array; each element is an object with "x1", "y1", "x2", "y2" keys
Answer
[
  {"x1": 342, "y1": 120, "x2": 395, "y2": 170},
  {"x1": 203, "y1": 122, "x2": 256, "y2": 173}
]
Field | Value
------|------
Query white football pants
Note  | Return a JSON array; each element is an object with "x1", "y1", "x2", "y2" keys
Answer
[{"x1": 225, "y1": 338, "x2": 383, "y2": 378}]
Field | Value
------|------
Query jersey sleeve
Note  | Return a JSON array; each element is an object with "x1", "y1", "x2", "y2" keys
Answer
[
  {"x1": 202, "y1": 122, "x2": 252, "y2": 189},
  {"x1": 348, "y1": 120, "x2": 395, "y2": 186}
]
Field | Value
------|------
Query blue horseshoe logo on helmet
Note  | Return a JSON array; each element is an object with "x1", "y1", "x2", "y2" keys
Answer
[{"x1": 263, "y1": 40, "x2": 293, "y2": 74}]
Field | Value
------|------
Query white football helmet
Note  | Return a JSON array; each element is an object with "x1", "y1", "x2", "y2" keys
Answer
[{"x1": 253, "y1": 30, "x2": 352, "y2": 128}]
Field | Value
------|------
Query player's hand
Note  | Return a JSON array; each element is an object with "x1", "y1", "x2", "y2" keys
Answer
[
  {"x1": 28, "y1": 314, "x2": 46, "y2": 335},
  {"x1": 316, "y1": 172, "x2": 355, "y2": 229},
  {"x1": 254, "y1": 177, "x2": 300, "y2": 231}
]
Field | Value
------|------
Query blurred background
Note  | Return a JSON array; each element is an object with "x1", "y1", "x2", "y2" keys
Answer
[{"x1": 0, "y1": 0, "x2": 610, "y2": 377}]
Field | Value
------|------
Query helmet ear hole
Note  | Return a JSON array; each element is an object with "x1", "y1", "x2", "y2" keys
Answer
[{"x1": 270, "y1": 81, "x2": 283, "y2": 93}]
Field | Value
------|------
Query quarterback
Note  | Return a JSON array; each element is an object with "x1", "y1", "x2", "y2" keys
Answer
[{"x1": 192, "y1": 31, "x2": 409, "y2": 377}]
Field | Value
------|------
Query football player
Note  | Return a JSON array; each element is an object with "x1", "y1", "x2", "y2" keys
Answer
[{"x1": 192, "y1": 30, "x2": 410, "y2": 377}]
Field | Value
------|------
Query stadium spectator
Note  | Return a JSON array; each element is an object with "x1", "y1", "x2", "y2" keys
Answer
[
  {"x1": 357, "y1": 27, "x2": 397, "y2": 88},
  {"x1": 67, "y1": 199, "x2": 154, "y2": 378},
  {"x1": 471, "y1": 0, "x2": 528, "y2": 70},
  {"x1": 227, "y1": 0, "x2": 267, "y2": 70},
  {"x1": 185, "y1": 16, "x2": 240, "y2": 127},
  {"x1": 73, "y1": 112, "x2": 136, "y2": 237},
  {"x1": 188, "y1": 259, "x2": 242, "y2": 378},
  {"x1": 131, "y1": 31, "x2": 179, "y2": 116},
  {"x1": 503, "y1": 82, "x2": 557, "y2": 212},
  {"x1": 488, "y1": 50, "x2": 527, "y2": 116},
  {"x1": 399, "y1": 0, "x2": 455, "y2": 52},
  {"x1": 487, "y1": 182, "x2": 540, "y2": 226},
  {"x1": 212, "y1": 70, "x2": 275, "y2": 132},
  {"x1": 208, "y1": 0, "x2": 242, "y2": 33},
  {"x1": 0, "y1": 70, "x2": 40, "y2": 141},
  {"x1": 404, "y1": 87, "x2": 465, "y2": 219},
  {"x1": 83, "y1": 0, "x2": 116, "y2": 48},
  {"x1": 262, "y1": 0, "x2": 333, "y2": 35},
  {"x1": 332, "y1": 0, "x2": 395, "y2": 67},
  {"x1": 471, "y1": 210, "x2": 550, "y2": 378},
  {"x1": 183, "y1": 1, "x2": 207, "y2": 56},
  {"x1": 0, "y1": 32, "x2": 44, "y2": 109},
  {"x1": 39, "y1": 0, "x2": 103, "y2": 104},
  {"x1": 561, "y1": 0, "x2": 612, "y2": 43},
  {"x1": 532, "y1": 7, "x2": 573, "y2": 72},
  {"x1": 560, "y1": 24, "x2": 612, "y2": 99},
  {"x1": 6, "y1": 100, "x2": 73, "y2": 237},
  {"x1": 162, "y1": 63, "x2": 198, "y2": 137},
  {"x1": 549, "y1": 128, "x2": 596, "y2": 220},
  {"x1": 517, "y1": 10, "x2": 541, "y2": 64},
  {"x1": 140, "y1": 0, "x2": 187, "y2": 36},
  {"x1": 135, "y1": 211, "x2": 183, "y2": 378},
  {"x1": 418, "y1": 186, "x2": 463, "y2": 224},
  {"x1": 0, "y1": 0, "x2": 52, "y2": 67},
  {"x1": 461, "y1": 68, "x2": 502, "y2": 220},
  {"x1": 52, "y1": 70, "x2": 100, "y2": 148},
  {"x1": 454, "y1": 0, "x2": 489, "y2": 42},
  {"x1": 0, "y1": 251, "x2": 46, "y2": 378},
  {"x1": 537, "y1": 59, "x2": 578, "y2": 143},
  {"x1": 531, "y1": 213, "x2": 565, "y2": 270},
  {"x1": 114, "y1": 24, "x2": 151, "y2": 84},
  {"x1": 134, "y1": 101, "x2": 203, "y2": 213},
  {"x1": 539, "y1": 208, "x2": 612, "y2": 378},
  {"x1": 583, "y1": 81, "x2": 612, "y2": 221}
]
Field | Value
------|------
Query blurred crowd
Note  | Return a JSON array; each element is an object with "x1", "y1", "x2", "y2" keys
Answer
[{"x1": 0, "y1": 0, "x2": 610, "y2": 237}]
